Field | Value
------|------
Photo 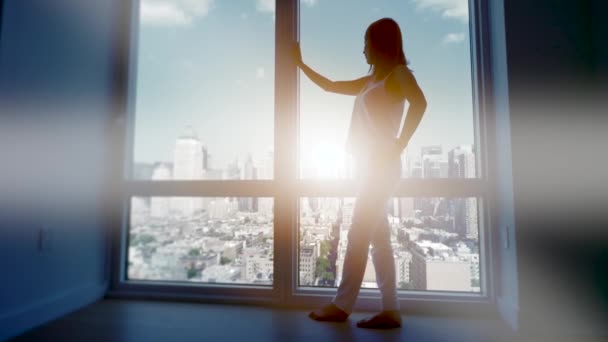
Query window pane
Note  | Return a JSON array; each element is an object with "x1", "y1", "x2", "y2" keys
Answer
[
  {"x1": 299, "y1": 197, "x2": 481, "y2": 293},
  {"x1": 128, "y1": 197, "x2": 274, "y2": 286},
  {"x1": 132, "y1": 1, "x2": 274, "y2": 180},
  {"x1": 299, "y1": 0, "x2": 475, "y2": 179}
]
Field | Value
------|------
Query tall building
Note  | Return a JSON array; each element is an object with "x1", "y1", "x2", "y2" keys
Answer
[
  {"x1": 150, "y1": 163, "x2": 171, "y2": 218},
  {"x1": 465, "y1": 198, "x2": 478, "y2": 240},
  {"x1": 201, "y1": 144, "x2": 210, "y2": 170},
  {"x1": 456, "y1": 242, "x2": 480, "y2": 290},
  {"x1": 421, "y1": 145, "x2": 448, "y2": 178},
  {"x1": 395, "y1": 251, "x2": 413, "y2": 286},
  {"x1": 245, "y1": 253, "x2": 273, "y2": 284},
  {"x1": 299, "y1": 244, "x2": 317, "y2": 286},
  {"x1": 335, "y1": 250, "x2": 412, "y2": 289},
  {"x1": 447, "y1": 145, "x2": 478, "y2": 239},
  {"x1": 172, "y1": 126, "x2": 203, "y2": 215},
  {"x1": 239, "y1": 154, "x2": 258, "y2": 212},
  {"x1": 410, "y1": 240, "x2": 472, "y2": 291},
  {"x1": 448, "y1": 145, "x2": 475, "y2": 178}
]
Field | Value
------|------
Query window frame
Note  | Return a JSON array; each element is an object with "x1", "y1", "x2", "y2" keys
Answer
[{"x1": 108, "y1": 0, "x2": 499, "y2": 316}]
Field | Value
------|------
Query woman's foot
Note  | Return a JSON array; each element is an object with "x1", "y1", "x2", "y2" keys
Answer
[
  {"x1": 308, "y1": 303, "x2": 349, "y2": 322},
  {"x1": 356, "y1": 310, "x2": 402, "y2": 329}
]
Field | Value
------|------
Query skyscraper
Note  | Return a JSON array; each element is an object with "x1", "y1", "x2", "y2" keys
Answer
[
  {"x1": 465, "y1": 198, "x2": 478, "y2": 240},
  {"x1": 201, "y1": 144, "x2": 210, "y2": 170},
  {"x1": 172, "y1": 126, "x2": 203, "y2": 215},
  {"x1": 421, "y1": 145, "x2": 447, "y2": 178},
  {"x1": 447, "y1": 145, "x2": 478, "y2": 239},
  {"x1": 410, "y1": 240, "x2": 472, "y2": 291},
  {"x1": 448, "y1": 145, "x2": 475, "y2": 178},
  {"x1": 239, "y1": 154, "x2": 257, "y2": 212}
]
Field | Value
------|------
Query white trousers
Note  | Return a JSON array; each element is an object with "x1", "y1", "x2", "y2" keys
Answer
[{"x1": 332, "y1": 153, "x2": 401, "y2": 314}]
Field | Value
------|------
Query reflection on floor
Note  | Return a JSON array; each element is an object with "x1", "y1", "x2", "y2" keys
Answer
[{"x1": 11, "y1": 299, "x2": 515, "y2": 342}]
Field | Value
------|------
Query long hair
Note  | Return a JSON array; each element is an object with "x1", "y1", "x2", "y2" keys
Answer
[{"x1": 365, "y1": 18, "x2": 409, "y2": 72}]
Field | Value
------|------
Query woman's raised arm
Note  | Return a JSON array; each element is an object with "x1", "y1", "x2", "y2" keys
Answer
[{"x1": 294, "y1": 43, "x2": 369, "y2": 96}]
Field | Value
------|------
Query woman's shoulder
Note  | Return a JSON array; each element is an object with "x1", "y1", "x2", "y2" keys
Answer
[
  {"x1": 387, "y1": 64, "x2": 416, "y2": 87},
  {"x1": 392, "y1": 64, "x2": 412, "y2": 77}
]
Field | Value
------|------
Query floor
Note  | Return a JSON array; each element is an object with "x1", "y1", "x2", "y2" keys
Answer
[{"x1": 11, "y1": 299, "x2": 516, "y2": 342}]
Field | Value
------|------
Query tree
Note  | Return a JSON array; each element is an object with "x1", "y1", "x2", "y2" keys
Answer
[
  {"x1": 186, "y1": 266, "x2": 198, "y2": 279},
  {"x1": 315, "y1": 257, "x2": 330, "y2": 278},
  {"x1": 320, "y1": 239, "x2": 330, "y2": 257},
  {"x1": 220, "y1": 256, "x2": 232, "y2": 265},
  {"x1": 139, "y1": 234, "x2": 156, "y2": 244}
]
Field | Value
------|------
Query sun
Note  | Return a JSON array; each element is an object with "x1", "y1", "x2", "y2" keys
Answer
[{"x1": 305, "y1": 140, "x2": 349, "y2": 179}]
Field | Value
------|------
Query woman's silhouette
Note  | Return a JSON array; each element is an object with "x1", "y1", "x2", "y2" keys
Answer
[{"x1": 295, "y1": 18, "x2": 427, "y2": 329}]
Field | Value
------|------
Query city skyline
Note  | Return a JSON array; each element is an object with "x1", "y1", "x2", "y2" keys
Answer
[
  {"x1": 128, "y1": 194, "x2": 480, "y2": 292},
  {"x1": 134, "y1": 124, "x2": 476, "y2": 180},
  {"x1": 133, "y1": 0, "x2": 475, "y2": 170}
]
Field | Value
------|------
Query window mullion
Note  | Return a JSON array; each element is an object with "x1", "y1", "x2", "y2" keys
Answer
[
  {"x1": 274, "y1": 0, "x2": 299, "y2": 305},
  {"x1": 123, "y1": 180, "x2": 276, "y2": 197},
  {"x1": 295, "y1": 179, "x2": 488, "y2": 197}
]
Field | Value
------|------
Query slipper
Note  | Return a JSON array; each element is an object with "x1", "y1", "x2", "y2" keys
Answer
[
  {"x1": 308, "y1": 303, "x2": 349, "y2": 322},
  {"x1": 356, "y1": 311, "x2": 402, "y2": 329}
]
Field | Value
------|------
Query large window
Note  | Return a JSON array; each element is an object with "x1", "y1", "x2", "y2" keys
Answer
[
  {"x1": 131, "y1": 0, "x2": 274, "y2": 181},
  {"x1": 296, "y1": 0, "x2": 484, "y2": 296},
  {"x1": 117, "y1": 0, "x2": 491, "y2": 308}
]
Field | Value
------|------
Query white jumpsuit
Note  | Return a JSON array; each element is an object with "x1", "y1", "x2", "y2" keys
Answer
[{"x1": 332, "y1": 68, "x2": 406, "y2": 314}]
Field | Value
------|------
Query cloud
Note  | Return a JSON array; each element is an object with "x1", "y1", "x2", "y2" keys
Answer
[
  {"x1": 256, "y1": 67, "x2": 266, "y2": 79},
  {"x1": 301, "y1": 0, "x2": 319, "y2": 6},
  {"x1": 256, "y1": 0, "x2": 274, "y2": 13},
  {"x1": 412, "y1": 0, "x2": 468, "y2": 22},
  {"x1": 141, "y1": 0, "x2": 214, "y2": 26},
  {"x1": 442, "y1": 32, "x2": 466, "y2": 44}
]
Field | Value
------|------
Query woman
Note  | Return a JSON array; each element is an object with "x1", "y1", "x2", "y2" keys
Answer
[{"x1": 295, "y1": 18, "x2": 427, "y2": 329}]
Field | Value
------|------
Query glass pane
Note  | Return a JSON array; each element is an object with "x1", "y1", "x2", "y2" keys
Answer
[
  {"x1": 299, "y1": 197, "x2": 481, "y2": 293},
  {"x1": 132, "y1": 1, "x2": 274, "y2": 180},
  {"x1": 128, "y1": 197, "x2": 274, "y2": 285},
  {"x1": 299, "y1": 0, "x2": 475, "y2": 179}
]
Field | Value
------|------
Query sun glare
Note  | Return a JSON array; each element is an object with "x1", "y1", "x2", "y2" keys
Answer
[{"x1": 303, "y1": 140, "x2": 351, "y2": 179}]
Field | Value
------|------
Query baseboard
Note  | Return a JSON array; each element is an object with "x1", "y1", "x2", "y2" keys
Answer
[
  {"x1": 497, "y1": 295, "x2": 519, "y2": 333},
  {"x1": 0, "y1": 281, "x2": 108, "y2": 341}
]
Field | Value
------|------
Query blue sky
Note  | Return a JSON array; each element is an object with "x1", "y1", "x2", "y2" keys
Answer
[{"x1": 133, "y1": 0, "x2": 473, "y2": 173}]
